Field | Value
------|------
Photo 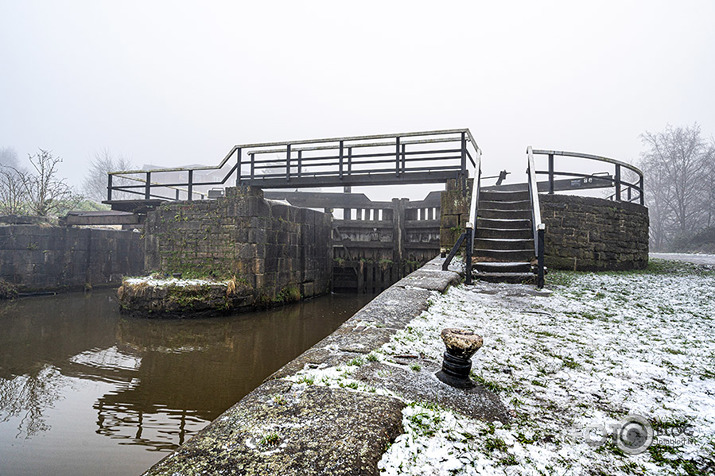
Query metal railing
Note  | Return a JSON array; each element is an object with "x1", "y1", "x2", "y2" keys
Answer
[
  {"x1": 531, "y1": 149, "x2": 644, "y2": 205},
  {"x1": 442, "y1": 129, "x2": 482, "y2": 282},
  {"x1": 106, "y1": 129, "x2": 479, "y2": 202},
  {"x1": 527, "y1": 147, "x2": 545, "y2": 288}
]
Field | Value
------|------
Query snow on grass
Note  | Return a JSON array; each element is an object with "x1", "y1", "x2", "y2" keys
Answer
[{"x1": 376, "y1": 260, "x2": 715, "y2": 475}]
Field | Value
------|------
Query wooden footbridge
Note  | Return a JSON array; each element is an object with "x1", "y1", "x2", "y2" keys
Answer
[
  {"x1": 104, "y1": 129, "x2": 481, "y2": 210},
  {"x1": 81, "y1": 128, "x2": 645, "y2": 289}
]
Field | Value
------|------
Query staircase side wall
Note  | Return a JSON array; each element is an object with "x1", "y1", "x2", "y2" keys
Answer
[{"x1": 541, "y1": 194, "x2": 649, "y2": 271}]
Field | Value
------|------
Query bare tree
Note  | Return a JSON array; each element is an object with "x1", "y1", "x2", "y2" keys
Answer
[
  {"x1": 639, "y1": 157, "x2": 671, "y2": 250},
  {"x1": 702, "y1": 138, "x2": 715, "y2": 228},
  {"x1": 13, "y1": 149, "x2": 80, "y2": 216},
  {"x1": 639, "y1": 124, "x2": 714, "y2": 249},
  {"x1": 0, "y1": 148, "x2": 26, "y2": 215},
  {"x1": 0, "y1": 168, "x2": 27, "y2": 215},
  {"x1": 82, "y1": 150, "x2": 134, "y2": 202}
]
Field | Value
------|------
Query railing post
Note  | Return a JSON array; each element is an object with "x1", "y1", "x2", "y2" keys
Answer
[
  {"x1": 347, "y1": 147, "x2": 352, "y2": 176},
  {"x1": 615, "y1": 164, "x2": 621, "y2": 201},
  {"x1": 298, "y1": 150, "x2": 303, "y2": 177},
  {"x1": 176, "y1": 189, "x2": 180, "y2": 200},
  {"x1": 250, "y1": 153, "x2": 255, "y2": 180},
  {"x1": 464, "y1": 227, "x2": 474, "y2": 285},
  {"x1": 639, "y1": 175, "x2": 644, "y2": 205},
  {"x1": 145, "y1": 172, "x2": 151, "y2": 200},
  {"x1": 395, "y1": 137, "x2": 401, "y2": 176},
  {"x1": 286, "y1": 143, "x2": 292, "y2": 181},
  {"x1": 235, "y1": 147, "x2": 242, "y2": 186},
  {"x1": 401, "y1": 143, "x2": 406, "y2": 175},
  {"x1": 460, "y1": 132, "x2": 468, "y2": 196},
  {"x1": 460, "y1": 132, "x2": 466, "y2": 174},
  {"x1": 339, "y1": 140, "x2": 344, "y2": 180},
  {"x1": 548, "y1": 153, "x2": 554, "y2": 194},
  {"x1": 391, "y1": 198, "x2": 406, "y2": 265},
  {"x1": 537, "y1": 225, "x2": 545, "y2": 289},
  {"x1": 188, "y1": 170, "x2": 193, "y2": 201},
  {"x1": 107, "y1": 174, "x2": 113, "y2": 201}
]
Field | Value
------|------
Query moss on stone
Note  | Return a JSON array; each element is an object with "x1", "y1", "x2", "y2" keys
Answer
[
  {"x1": 117, "y1": 277, "x2": 254, "y2": 318},
  {"x1": 0, "y1": 279, "x2": 18, "y2": 300}
]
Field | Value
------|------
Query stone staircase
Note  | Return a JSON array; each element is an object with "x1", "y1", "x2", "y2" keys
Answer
[{"x1": 472, "y1": 189, "x2": 538, "y2": 284}]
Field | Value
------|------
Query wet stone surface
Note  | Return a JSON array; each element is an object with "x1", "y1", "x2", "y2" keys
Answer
[
  {"x1": 394, "y1": 267, "x2": 461, "y2": 292},
  {"x1": 353, "y1": 361, "x2": 510, "y2": 424},
  {"x1": 315, "y1": 324, "x2": 397, "y2": 354},
  {"x1": 266, "y1": 347, "x2": 363, "y2": 381},
  {"x1": 343, "y1": 286, "x2": 432, "y2": 330},
  {"x1": 146, "y1": 380, "x2": 405, "y2": 476}
]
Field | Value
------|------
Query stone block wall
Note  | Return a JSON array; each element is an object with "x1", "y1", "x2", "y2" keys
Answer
[
  {"x1": 0, "y1": 224, "x2": 144, "y2": 292},
  {"x1": 540, "y1": 194, "x2": 649, "y2": 271},
  {"x1": 440, "y1": 178, "x2": 473, "y2": 250},
  {"x1": 143, "y1": 186, "x2": 332, "y2": 301}
]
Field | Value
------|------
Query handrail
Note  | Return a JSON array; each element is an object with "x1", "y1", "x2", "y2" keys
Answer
[
  {"x1": 527, "y1": 147, "x2": 543, "y2": 242},
  {"x1": 464, "y1": 130, "x2": 481, "y2": 229},
  {"x1": 462, "y1": 146, "x2": 481, "y2": 284},
  {"x1": 527, "y1": 146, "x2": 545, "y2": 288},
  {"x1": 111, "y1": 129, "x2": 471, "y2": 176},
  {"x1": 106, "y1": 129, "x2": 480, "y2": 202},
  {"x1": 530, "y1": 149, "x2": 644, "y2": 205},
  {"x1": 466, "y1": 149, "x2": 481, "y2": 230},
  {"x1": 531, "y1": 149, "x2": 643, "y2": 176},
  {"x1": 442, "y1": 131, "x2": 482, "y2": 279},
  {"x1": 109, "y1": 173, "x2": 207, "y2": 200}
]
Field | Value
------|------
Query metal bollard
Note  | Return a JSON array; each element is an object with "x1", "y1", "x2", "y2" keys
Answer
[{"x1": 435, "y1": 328, "x2": 483, "y2": 388}]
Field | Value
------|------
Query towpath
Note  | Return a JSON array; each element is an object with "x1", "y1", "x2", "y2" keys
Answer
[{"x1": 650, "y1": 252, "x2": 715, "y2": 266}]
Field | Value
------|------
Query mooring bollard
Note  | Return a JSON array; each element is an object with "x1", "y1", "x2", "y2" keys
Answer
[{"x1": 435, "y1": 328, "x2": 483, "y2": 388}]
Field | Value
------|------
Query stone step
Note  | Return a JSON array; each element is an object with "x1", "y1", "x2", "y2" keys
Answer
[
  {"x1": 473, "y1": 261, "x2": 533, "y2": 273},
  {"x1": 474, "y1": 227, "x2": 532, "y2": 240},
  {"x1": 478, "y1": 208, "x2": 532, "y2": 220},
  {"x1": 479, "y1": 190, "x2": 530, "y2": 202},
  {"x1": 473, "y1": 249, "x2": 534, "y2": 261},
  {"x1": 473, "y1": 238, "x2": 533, "y2": 251},
  {"x1": 473, "y1": 272, "x2": 537, "y2": 284},
  {"x1": 477, "y1": 218, "x2": 532, "y2": 230},
  {"x1": 478, "y1": 199, "x2": 531, "y2": 211}
]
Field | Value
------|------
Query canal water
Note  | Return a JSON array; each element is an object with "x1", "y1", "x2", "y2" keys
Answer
[{"x1": 0, "y1": 289, "x2": 374, "y2": 475}]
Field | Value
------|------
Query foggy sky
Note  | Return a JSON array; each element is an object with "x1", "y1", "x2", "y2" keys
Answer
[{"x1": 1, "y1": 0, "x2": 713, "y2": 199}]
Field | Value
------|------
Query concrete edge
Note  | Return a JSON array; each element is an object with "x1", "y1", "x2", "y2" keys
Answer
[{"x1": 144, "y1": 257, "x2": 460, "y2": 475}]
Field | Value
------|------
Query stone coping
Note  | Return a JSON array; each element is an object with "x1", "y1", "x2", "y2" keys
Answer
[{"x1": 145, "y1": 257, "x2": 507, "y2": 475}]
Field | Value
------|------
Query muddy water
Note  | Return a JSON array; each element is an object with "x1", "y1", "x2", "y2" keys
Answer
[{"x1": 0, "y1": 290, "x2": 374, "y2": 476}]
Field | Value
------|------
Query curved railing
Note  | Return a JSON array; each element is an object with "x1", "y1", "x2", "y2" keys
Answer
[{"x1": 529, "y1": 149, "x2": 644, "y2": 205}]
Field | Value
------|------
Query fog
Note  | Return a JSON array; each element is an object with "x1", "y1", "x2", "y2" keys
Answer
[{"x1": 1, "y1": 0, "x2": 713, "y2": 200}]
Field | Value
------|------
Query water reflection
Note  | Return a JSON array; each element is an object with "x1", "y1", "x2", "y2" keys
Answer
[
  {"x1": 0, "y1": 290, "x2": 373, "y2": 475},
  {"x1": 0, "y1": 364, "x2": 63, "y2": 438}
]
